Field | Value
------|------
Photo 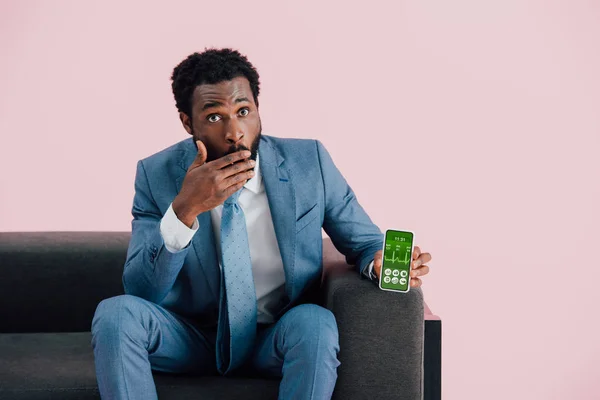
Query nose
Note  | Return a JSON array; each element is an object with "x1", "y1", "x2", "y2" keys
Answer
[{"x1": 225, "y1": 119, "x2": 244, "y2": 145}]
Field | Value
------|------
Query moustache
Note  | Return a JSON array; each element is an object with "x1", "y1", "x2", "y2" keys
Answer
[{"x1": 226, "y1": 144, "x2": 250, "y2": 155}]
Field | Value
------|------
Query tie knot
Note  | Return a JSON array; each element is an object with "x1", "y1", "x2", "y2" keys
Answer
[{"x1": 224, "y1": 189, "x2": 242, "y2": 206}]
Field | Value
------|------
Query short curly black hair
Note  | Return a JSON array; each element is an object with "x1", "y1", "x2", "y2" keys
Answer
[{"x1": 171, "y1": 48, "x2": 261, "y2": 117}]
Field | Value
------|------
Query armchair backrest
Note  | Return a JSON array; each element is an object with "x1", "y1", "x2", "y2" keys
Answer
[
  {"x1": 0, "y1": 232, "x2": 128, "y2": 333},
  {"x1": 0, "y1": 233, "x2": 354, "y2": 333}
]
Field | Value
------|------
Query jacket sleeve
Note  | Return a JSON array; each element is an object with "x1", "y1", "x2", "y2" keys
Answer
[
  {"x1": 122, "y1": 160, "x2": 190, "y2": 303},
  {"x1": 316, "y1": 140, "x2": 384, "y2": 275}
]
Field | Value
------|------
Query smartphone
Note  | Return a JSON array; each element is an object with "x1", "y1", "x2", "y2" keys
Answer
[{"x1": 379, "y1": 229, "x2": 415, "y2": 293}]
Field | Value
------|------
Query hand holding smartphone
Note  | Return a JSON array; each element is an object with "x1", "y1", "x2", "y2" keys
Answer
[{"x1": 379, "y1": 229, "x2": 415, "y2": 293}]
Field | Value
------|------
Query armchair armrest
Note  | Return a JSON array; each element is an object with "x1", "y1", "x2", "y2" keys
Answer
[{"x1": 323, "y1": 266, "x2": 424, "y2": 400}]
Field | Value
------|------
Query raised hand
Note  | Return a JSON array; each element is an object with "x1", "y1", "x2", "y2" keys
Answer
[{"x1": 172, "y1": 140, "x2": 255, "y2": 227}]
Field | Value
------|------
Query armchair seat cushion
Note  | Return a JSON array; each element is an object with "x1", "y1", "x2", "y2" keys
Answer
[{"x1": 0, "y1": 332, "x2": 279, "y2": 400}]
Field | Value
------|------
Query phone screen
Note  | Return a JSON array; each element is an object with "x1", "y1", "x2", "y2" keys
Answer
[{"x1": 380, "y1": 230, "x2": 414, "y2": 292}]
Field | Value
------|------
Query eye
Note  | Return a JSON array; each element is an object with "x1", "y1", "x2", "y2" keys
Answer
[
  {"x1": 238, "y1": 108, "x2": 250, "y2": 117},
  {"x1": 207, "y1": 114, "x2": 221, "y2": 123}
]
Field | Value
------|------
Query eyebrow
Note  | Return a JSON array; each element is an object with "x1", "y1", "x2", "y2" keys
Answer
[{"x1": 201, "y1": 97, "x2": 250, "y2": 111}]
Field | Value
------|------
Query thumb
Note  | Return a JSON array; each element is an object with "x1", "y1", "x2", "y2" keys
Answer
[{"x1": 193, "y1": 140, "x2": 208, "y2": 166}]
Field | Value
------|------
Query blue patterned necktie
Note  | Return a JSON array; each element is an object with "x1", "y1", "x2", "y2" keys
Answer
[{"x1": 216, "y1": 188, "x2": 257, "y2": 375}]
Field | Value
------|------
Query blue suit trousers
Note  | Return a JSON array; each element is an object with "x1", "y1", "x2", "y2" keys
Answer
[{"x1": 91, "y1": 295, "x2": 340, "y2": 399}]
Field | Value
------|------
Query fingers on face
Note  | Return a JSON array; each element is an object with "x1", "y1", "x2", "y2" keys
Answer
[
  {"x1": 213, "y1": 150, "x2": 252, "y2": 169},
  {"x1": 220, "y1": 160, "x2": 256, "y2": 181}
]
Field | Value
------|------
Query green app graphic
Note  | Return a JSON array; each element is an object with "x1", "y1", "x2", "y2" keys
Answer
[{"x1": 380, "y1": 230, "x2": 413, "y2": 292}]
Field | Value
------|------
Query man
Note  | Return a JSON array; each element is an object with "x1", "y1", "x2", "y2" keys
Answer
[{"x1": 91, "y1": 48, "x2": 432, "y2": 400}]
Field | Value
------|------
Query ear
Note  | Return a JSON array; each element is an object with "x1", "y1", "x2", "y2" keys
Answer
[{"x1": 179, "y1": 112, "x2": 193, "y2": 135}]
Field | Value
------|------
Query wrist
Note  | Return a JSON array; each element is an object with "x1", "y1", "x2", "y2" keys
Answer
[{"x1": 172, "y1": 196, "x2": 199, "y2": 228}]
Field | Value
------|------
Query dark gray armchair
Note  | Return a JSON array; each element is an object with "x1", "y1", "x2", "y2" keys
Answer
[{"x1": 0, "y1": 232, "x2": 441, "y2": 399}]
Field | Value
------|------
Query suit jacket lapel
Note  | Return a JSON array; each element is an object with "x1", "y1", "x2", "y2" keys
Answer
[
  {"x1": 259, "y1": 138, "x2": 298, "y2": 301},
  {"x1": 175, "y1": 139, "x2": 220, "y2": 301}
]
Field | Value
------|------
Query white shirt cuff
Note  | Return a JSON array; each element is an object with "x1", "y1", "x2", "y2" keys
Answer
[
  {"x1": 362, "y1": 260, "x2": 376, "y2": 280},
  {"x1": 160, "y1": 203, "x2": 199, "y2": 253}
]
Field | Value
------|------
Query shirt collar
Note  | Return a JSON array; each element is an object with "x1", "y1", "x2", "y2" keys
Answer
[{"x1": 243, "y1": 154, "x2": 262, "y2": 194}]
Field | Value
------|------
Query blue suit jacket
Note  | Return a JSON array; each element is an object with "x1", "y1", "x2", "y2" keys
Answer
[{"x1": 123, "y1": 135, "x2": 383, "y2": 324}]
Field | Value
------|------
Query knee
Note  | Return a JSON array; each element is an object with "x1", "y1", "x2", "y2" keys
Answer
[
  {"x1": 284, "y1": 304, "x2": 339, "y2": 351},
  {"x1": 91, "y1": 294, "x2": 145, "y2": 337}
]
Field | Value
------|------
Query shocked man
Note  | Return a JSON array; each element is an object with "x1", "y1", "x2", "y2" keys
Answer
[{"x1": 91, "y1": 48, "x2": 432, "y2": 400}]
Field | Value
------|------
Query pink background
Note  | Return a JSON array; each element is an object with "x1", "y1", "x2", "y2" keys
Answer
[{"x1": 1, "y1": 0, "x2": 599, "y2": 398}]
